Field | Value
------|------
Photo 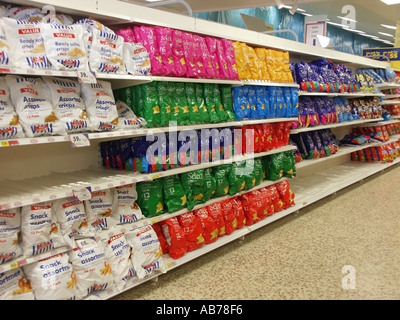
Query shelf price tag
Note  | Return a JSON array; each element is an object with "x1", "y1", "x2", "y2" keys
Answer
[
  {"x1": 69, "y1": 134, "x2": 90, "y2": 148},
  {"x1": 73, "y1": 186, "x2": 92, "y2": 202},
  {"x1": 77, "y1": 70, "x2": 97, "y2": 84}
]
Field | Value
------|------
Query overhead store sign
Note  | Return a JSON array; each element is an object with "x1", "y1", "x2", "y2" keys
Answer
[
  {"x1": 362, "y1": 47, "x2": 400, "y2": 70},
  {"x1": 304, "y1": 15, "x2": 327, "y2": 47}
]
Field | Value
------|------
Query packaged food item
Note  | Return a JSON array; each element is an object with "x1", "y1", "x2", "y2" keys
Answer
[
  {"x1": 0, "y1": 208, "x2": 22, "y2": 264},
  {"x1": 171, "y1": 29, "x2": 187, "y2": 77},
  {"x1": 220, "y1": 199, "x2": 237, "y2": 235},
  {"x1": 180, "y1": 169, "x2": 205, "y2": 210},
  {"x1": 112, "y1": 184, "x2": 144, "y2": 224},
  {"x1": 7, "y1": 6, "x2": 43, "y2": 22},
  {"x1": 20, "y1": 202, "x2": 66, "y2": 257},
  {"x1": 42, "y1": 76, "x2": 90, "y2": 134},
  {"x1": 152, "y1": 222, "x2": 169, "y2": 254},
  {"x1": 116, "y1": 26, "x2": 135, "y2": 43},
  {"x1": 5, "y1": 75, "x2": 66, "y2": 137},
  {"x1": 52, "y1": 196, "x2": 95, "y2": 246},
  {"x1": 182, "y1": 32, "x2": 197, "y2": 78},
  {"x1": 103, "y1": 233, "x2": 135, "y2": 292},
  {"x1": 0, "y1": 77, "x2": 24, "y2": 139},
  {"x1": 0, "y1": 19, "x2": 12, "y2": 68},
  {"x1": 206, "y1": 202, "x2": 226, "y2": 238},
  {"x1": 193, "y1": 207, "x2": 218, "y2": 244},
  {"x1": 185, "y1": 82, "x2": 202, "y2": 124},
  {"x1": 3, "y1": 18, "x2": 50, "y2": 69},
  {"x1": 41, "y1": 23, "x2": 89, "y2": 71},
  {"x1": 123, "y1": 42, "x2": 151, "y2": 76},
  {"x1": 155, "y1": 26, "x2": 174, "y2": 76},
  {"x1": 136, "y1": 180, "x2": 165, "y2": 218},
  {"x1": 140, "y1": 82, "x2": 161, "y2": 128},
  {"x1": 160, "y1": 217, "x2": 187, "y2": 259},
  {"x1": 116, "y1": 100, "x2": 147, "y2": 130},
  {"x1": 177, "y1": 212, "x2": 205, "y2": 252},
  {"x1": 231, "y1": 196, "x2": 246, "y2": 229},
  {"x1": 205, "y1": 37, "x2": 221, "y2": 79},
  {"x1": 198, "y1": 35, "x2": 216, "y2": 79},
  {"x1": 0, "y1": 267, "x2": 35, "y2": 300},
  {"x1": 125, "y1": 225, "x2": 165, "y2": 279},
  {"x1": 69, "y1": 238, "x2": 114, "y2": 298},
  {"x1": 192, "y1": 34, "x2": 207, "y2": 78},
  {"x1": 84, "y1": 189, "x2": 115, "y2": 232},
  {"x1": 239, "y1": 193, "x2": 258, "y2": 226},
  {"x1": 23, "y1": 253, "x2": 79, "y2": 300},
  {"x1": 81, "y1": 80, "x2": 119, "y2": 131},
  {"x1": 162, "y1": 175, "x2": 187, "y2": 213},
  {"x1": 212, "y1": 165, "x2": 230, "y2": 198},
  {"x1": 222, "y1": 38, "x2": 239, "y2": 80}
]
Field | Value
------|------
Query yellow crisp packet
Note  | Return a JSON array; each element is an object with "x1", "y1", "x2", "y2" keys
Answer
[
  {"x1": 265, "y1": 49, "x2": 277, "y2": 81},
  {"x1": 282, "y1": 51, "x2": 294, "y2": 83},
  {"x1": 255, "y1": 48, "x2": 270, "y2": 81},
  {"x1": 244, "y1": 45, "x2": 263, "y2": 80},
  {"x1": 232, "y1": 41, "x2": 248, "y2": 80}
]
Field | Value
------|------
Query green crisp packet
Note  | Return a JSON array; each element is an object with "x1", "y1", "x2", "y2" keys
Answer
[
  {"x1": 162, "y1": 175, "x2": 187, "y2": 213},
  {"x1": 136, "y1": 180, "x2": 165, "y2": 217}
]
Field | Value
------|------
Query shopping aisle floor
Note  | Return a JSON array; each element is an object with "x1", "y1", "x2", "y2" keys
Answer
[{"x1": 111, "y1": 164, "x2": 400, "y2": 300}]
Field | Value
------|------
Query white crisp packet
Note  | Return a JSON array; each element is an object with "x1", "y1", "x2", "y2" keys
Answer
[
  {"x1": 0, "y1": 19, "x2": 12, "y2": 68},
  {"x1": 112, "y1": 184, "x2": 144, "y2": 224},
  {"x1": 0, "y1": 77, "x2": 25, "y2": 139},
  {"x1": 84, "y1": 189, "x2": 116, "y2": 232},
  {"x1": 125, "y1": 225, "x2": 165, "y2": 279},
  {"x1": 41, "y1": 23, "x2": 89, "y2": 71},
  {"x1": 5, "y1": 75, "x2": 66, "y2": 137},
  {"x1": 116, "y1": 100, "x2": 146, "y2": 130},
  {"x1": 103, "y1": 233, "x2": 135, "y2": 291},
  {"x1": 81, "y1": 80, "x2": 119, "y2": 132},
  {"x1": 0, "y1": 208, "x2": 23, "y2": 264},
  {"x1": 42, "y1": 76, "x2": 91, "y2": 133},
  {"x1": 7, "y1": 6, "x2": 43, "y2": 22},
  {"x1": 20, "y1": 201, "x2": 66, "y2": 257},
  {"x1": 89, "y1": 28, "x2": 125, "y2": 75},
  {"x1": 52, "y1": 196, "x2": 96, "y2": 247},
  {"x1": 68, "y1": 238, "x2": 114, "y2": 298},
  {"x1": 0, "y1": 267, "x2": 35, "y2": 300},
  {"x1": 23, "y1": 252, "x2": 80, "y2": 300},
  {"x1": 2, "y1": 18, "x2": 50, "y2": 69},
  {"x1": 123, "y1": 42, "x2": 151, "y2": 76}
]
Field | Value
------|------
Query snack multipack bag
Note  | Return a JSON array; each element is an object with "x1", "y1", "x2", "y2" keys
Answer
[
  {"x1": 112, "y1": 184, "x2": 144, "y2": 224},
  {"x1": 171, "y1": 29, "x2": 187, "y2": 77},
  {"x1": 123, "y1": 42, "x2": 151, "y2": 76},
  {"x1": 84, "y1": 189, "x2": 116, "y2": 233},
  {"x1": 0, "y1": 208, "x2": 22, "y2": 264},
  {"x1": 42, "y1": 76, "x2": 90, "y2": 134},
  {"x1": 116, "y1": 100, "x2": 147, "y2": 131},
  {"x1": 5, "y1": 75, "x2": 66, "y2": 137},
  {"x1": 0, "y1": 19, "x2": 12, "y2": 68},
  {"x1": 3, "y1": 18, "x2": 50, "y2": 69},
  {"x1": 177, "y1": 212, "x2": 205, "y2": 252},
  {"x1": 155, "y1": 26, "x2": 174, "y2": 76},
  {"x1": 0, "y1": 267, "x2": 35, "y2": 300},
  {"x1": 160, "y1": 217, "x2": 187, "y2": 259},
  {"x1": 23, "y1": 253, "x2": 79, "y2": 300}
]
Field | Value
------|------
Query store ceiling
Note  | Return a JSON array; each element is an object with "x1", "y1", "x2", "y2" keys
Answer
[{"x1": 121, "y1": 0, "x2": 399, "y2": 45}]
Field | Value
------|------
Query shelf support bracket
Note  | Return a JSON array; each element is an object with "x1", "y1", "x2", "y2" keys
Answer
[
  {"x1": 261, "y1": 29, "x2": 299, "y2": 42},
  {"x1": 144, "y1": 0, "x2": 193, "y2": 16}
]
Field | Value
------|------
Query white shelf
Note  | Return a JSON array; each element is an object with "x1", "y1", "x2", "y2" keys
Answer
[
  {"x1": 382, "y1": 100, "x2": 400, "y2": 106},
  {"x1": 375, "y1": 82, "x2": 400, "y2": 90},
  {"x1": 299, "y1": 91, "x2": 384, "y2": 98},
  {"x1": 290, "y1": 118, "x2": 384, "y2": 134},
  {"x1": 383, "y1": 94, "x2": 400, "y2": 100},
  {"x1": 0, "y1": 145, "x2": 296, "y2": 210},
  {"x1": 242, "y1": 80, "x2": 299, "y2": 88},
  {"x1": 0, "y1": 118, "x2": 297, "y2": 149},
  {"x1": 360, "y1": 119, "x2": 400, "y2": 127}
]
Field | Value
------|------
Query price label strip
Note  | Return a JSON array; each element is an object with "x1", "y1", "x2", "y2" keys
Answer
[
  {"x1": 77, "y1": 69, "x2": 97, "y2": 84},
  {"x1": 70, "y1": 133, "x2": 90, "y2": 148},
  {"x1": 73, "y1": 186, "x2": 92, "y2": 202}
]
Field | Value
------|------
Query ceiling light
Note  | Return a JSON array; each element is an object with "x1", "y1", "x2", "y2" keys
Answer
[
  {"x1": 380, "y1": 24, "x2": 397, "y2": 30},
  {"x1": 378, "y1": 32, "x2": 395, "y2": 38},
  {"x1": 337, "y1": 16, "x2": 357, "y2": 23},
  {"x1": 380, "y1": 0, "x2": 400, "y2": 4}
]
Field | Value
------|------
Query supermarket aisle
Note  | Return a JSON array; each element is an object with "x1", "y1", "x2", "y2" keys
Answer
[{"x1": 111, "y1": 164, "x2": 400, "y2": 300}]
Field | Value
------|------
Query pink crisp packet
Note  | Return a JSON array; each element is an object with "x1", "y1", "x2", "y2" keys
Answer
[
  {"x1": 116, "y1": 26, "x2": 136, "y2": 43},
  {"x1": 205, "y1": 37, "x2": 222, "y2": 79},
  {"x1": 172, "y1": 29, "x2": 187, "y2": 77},
  {"x1": 192, "y1": 34, "x2": 207, "y2": 79},
  {"x1": 182, "y1": 32, "x2": 197, "y2": 78},
  {"x1": 222, "y1": 38, "x2": 239, "y2": 80},
  {"x1": 155, "y1": 26, "x2": 174, "y2": 76},
  {"x1": 198, "y1": 36, "x2": 216, "y2": 79},
  {"x1": 216, "y1": 39, "x2": 230, "y2": 80},
  {"x1": 134, "y1": 25, "x2": 163, "y2": 75}
]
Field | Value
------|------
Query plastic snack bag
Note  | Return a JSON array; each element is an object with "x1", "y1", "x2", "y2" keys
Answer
[
  {"x1": 152, "y1": 222, "x2": 169, "y2": 255},
  {"x1": 116, "y1": 100, "x2": 147, "y2": 130},
  {"x1": 52, "y1": 196, "x2": 95, "y2": 246},
  {"x1": 125, "y1": 225, "x2": 166, "y2": 279},
  {"x1": 192, "y1": 34, "x2": 207, "y2": 78},
  {"x1": 177, "y1": 212, "x2": 205, "y2": 252},
  {"x1": 222, "y1": 38, "x2": 239, "y2": 80},
  {"x1": 0, "y1": 267, "x2": 35, "y2": 300},
  {"x1": 140, "y1": 82, "x2": 161, "y2": 128},
  {"x1": 136, "y1": 180, "x2": 165, "y2": 218},
  {"x1": 0, "y1": 208, "x2": 22, "y2": 264},
  {"x1": 156, "y1": 26, "x2": 174, "y2": 76},
  {"x1": 112, "y1": 184, "x2": 144, "y2": 224},
  {"x1": 81, "y1": 80, "x2": 119, "y2": 131},
  {"x1": 0, "y1": 19, "x2": 12, "y2": 68},
  {"x1": 5, "y1": 75, "x2": 66, "y2": 137},
  {"x1": 103, "y1": 233, "x2": 135, "y2": 292},
  {"x1": 41, "y1": 23, "x2": 89, "y2": 71},
  {"x1": 171, "y1": 29, "x2": 187, "y2": 77},
  {"x1": 180, "y1": 169, "x2": 205, "y2": 211},
  {"x1": 42, "y1": 76, "x2": 91, "y2": 134},
  {"x1": 193, "y1": 207, "x2": 218, "y2": 244},
  {"x1": 116, "y1": 26, "x2": 135, "y2": 42},
  {"x1": 0, "y1": 77, "x2": 25, "y2": 139},
  {"x1": 182, "y1": 32, "x2": 197, "y2": 78},
  {"x1": 206, "y1": 202, "x2": 226, "y2": 237},
  {"x1": 161, "y1": 217, "x2": 187, "y2": 259},
  {"x1": 23, "y1": 253, "x2": 79, "y2": 300},
  {"x1": 123, "y1": 42, "x2": 151, "y2": 76},
  {"x1": 84, "y1": 189, "x2": 116, "y2": 233},
  {"x1": 162, "y1": 175, "x2": 188, "y2": 213},
  {"x1": 7, "y1": 6, "x2": 43, "y2": 22},
  {"x1": 69, "y1": 238, "x2": 114, "y2": 298},
  {"x1": 20, "y1": 201, "x2": 66, "y2": 257}
]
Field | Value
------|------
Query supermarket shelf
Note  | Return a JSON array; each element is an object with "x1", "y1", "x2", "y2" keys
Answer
[
  {"x1": 0, "y1": 145, "x2": 296, "y2": 210},
  {"x1": 296, "y1": 135, "x2": 400, "y2": 169},
  {"x1": 290, "y1": 118, "x2": 384, "y2": 134},
  {"x1": 375, "y1": 82, "x2": 400, "y2": 90},
  {"x1": 151, "y1": 76, "x2": 243, "y2": 86},
  {"x1": 242, "y1": 80, "x2": 299, "y2": 88},
  {"x1": 90, "y1": 157, "x2": 400, "y2": 300},
  {"x1": 0, "y1": 118, "x2": 297, "y2": 148},
  {"x1": 382, "y1": 94, "x2": 400, "y2": 99},
  {"x1": 360, "y1": 119, "x2": 400, "y2": 127},
  {"x1": 299, "y1": 91, "x2": 384, "y2": 98},
  {"x1": 381, "y1": 100, "x2": 400, "y2": 106}
]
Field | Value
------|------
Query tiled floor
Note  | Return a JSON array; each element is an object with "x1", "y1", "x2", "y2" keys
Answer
[{"x1": 111, "y1": 164, "x2": 400, "y2": 300}]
